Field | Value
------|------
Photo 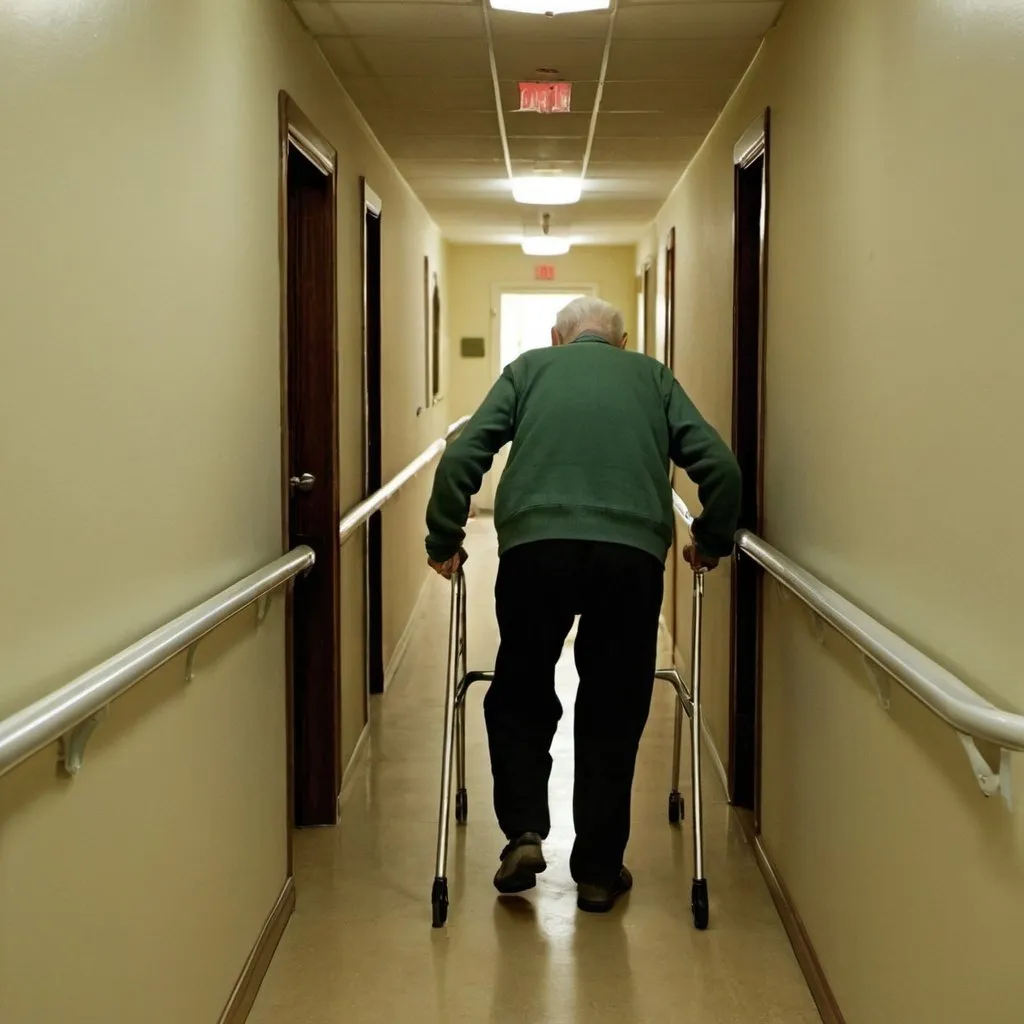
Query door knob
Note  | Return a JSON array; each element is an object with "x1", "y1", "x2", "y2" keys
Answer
[{"x1": 289, "y1": 473, "x2": 316, "y2": 493}]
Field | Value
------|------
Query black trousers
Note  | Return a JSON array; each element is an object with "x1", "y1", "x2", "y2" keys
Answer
[{"x1": 483, "y1": 539, "x2": 664, "y2": 886}]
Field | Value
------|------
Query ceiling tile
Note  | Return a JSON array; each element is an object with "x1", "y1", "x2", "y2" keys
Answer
[
  {"x1": 595, "y1": 112, "x2": 715, "y2": 138},
  {"x1": 372, "y1": 111, "x2": 498, "y2": 137},
  {"x1": 504, "y1": 111, "x2": 591, "y2": 138},
  {"x1": 491, "y1": 38, "x2": 607, "y2": 81},
  {"x1": 507, "y1": 135, "x2": 587, "y2": 163},
  {"x1": 607, "y1": 38, "x2": 760, "y2": 80},
  {"x1": 599, "y1": 78, "x2": 736, "y2": 112},
  {"x1": 320, "y1": 36, "x2": 491, "y2": 78},
  {"x1": 383, "y1": 135, "x2": 506, "y2": 160},
  {"x1": 589, "y1": 135, "x2": 703, "y2": 161},
  {"x1": 294, "y1": 1, "x2": 484, "y2": 37},
  {"x1": 509, "y1": 158, "x2": 579, "y2": 172},
  {"x1": 619, "y1": 0, "x2": 770, "y2": 5},
  {"x1": 406, "y1": 180, "x2": 512, "y2": 201},
  {"x1": 397, "y1": 159, "x2": 508, "y2": 181},
  {"x1": 343, "y1": 77, "x2": 497, "y2": 112},
  {"x1": 614, "y1": 2, "x2": 782, "y2": 39}
]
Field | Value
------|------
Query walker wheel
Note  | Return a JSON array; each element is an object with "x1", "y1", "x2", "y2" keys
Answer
[
  {"x1": 431, "y1": 878, "x2": 449, "y2": 928},
  {"x1": 691, "y1": 879, "x2": 709, "y2": 930},
  {"x1": 668, "y1": 790, "x2": 683, "y2": 825}
]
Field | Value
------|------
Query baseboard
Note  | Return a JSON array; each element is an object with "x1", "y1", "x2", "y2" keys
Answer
[
  {"x1": 336, "y1": 720, "x2": 371, "y2": 819},
  {"x1": 672, "y1": 643, "x2": 730, "y2": 799},
  {"x1": 218, "y1": 876, "x2": 296, "y2": 1024},
  {"x1": 383, "y1": 572, "x2": 431, "y2": 693},
  {"x1": 744, "y1": 824, "x2": 846, "y2": 1024}
]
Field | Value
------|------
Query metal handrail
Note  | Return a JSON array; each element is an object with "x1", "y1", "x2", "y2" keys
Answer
[
  {"x1": 339, "y1": 417, "x2": 470, "y2": 544},
  {"x1": 0, "y1": 546, "x2": 315, "y2": 780},
  {"x1": 0, "y1": 417, "x2": 473, "y2": 780},
  {"x1": 671, "y1": 490, "x2": 1024, "y2": 798}
]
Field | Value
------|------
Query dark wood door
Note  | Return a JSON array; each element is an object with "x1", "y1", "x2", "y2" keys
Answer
[
  {"x1": 729, "y1": 112, "x2": 770, "y2": 820},
  {"x1": 286, "y1": 140, "x2": 341, "y2": 828},
  {"x1": 363, "y1": 196, "x2": 385, "y2": 697}
]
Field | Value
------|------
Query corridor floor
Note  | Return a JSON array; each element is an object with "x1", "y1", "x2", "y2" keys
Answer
[{"x1": 249, "y1": 518, "x2": 820, "y2": 1023}]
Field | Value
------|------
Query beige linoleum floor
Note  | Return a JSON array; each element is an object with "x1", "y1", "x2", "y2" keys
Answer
[{"x1": 249, "y1": 518, "x2": 820, "y2": 1024}]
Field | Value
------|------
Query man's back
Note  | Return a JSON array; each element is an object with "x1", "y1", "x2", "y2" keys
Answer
[
  {"x1": 495, "y1": 337, "x2": 677, "y2": 561},
  {"x1": 426, "y1": 333, "x2": 740, "y2": 567}
]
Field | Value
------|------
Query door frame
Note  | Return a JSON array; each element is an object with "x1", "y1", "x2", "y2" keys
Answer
[
  {"x1": 476, "y1": 282, "x2": 598, "y2": 510},
  {"x1": 663, "y1": 227, "x2": 676, "y2": 373},
  {"x1": 430, "y1": 271, "x2": 443, "y2": 406},
  {"x1": 728, "y1": 107, "x2": 771, "y2": 827},
  {"x1": 422, "y1": 255, "x2": 432, "y2": 412},
  {"x1": 640, "y1": 261, "x2": 655, "y2": 357},
  {"x1": 278, "y1": 92, "x2": 341, "y2": 832},
  {"x1": 662, "y1": 228, "x2": 678, "y2": 644},
  {"x1": 361, "y1": 181, "x2": 384, "y2": 709}
]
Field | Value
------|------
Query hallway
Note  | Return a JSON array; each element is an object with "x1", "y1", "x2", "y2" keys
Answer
[{"x1": 249, "y1": 517, "x2": 819, "y2": 1024}]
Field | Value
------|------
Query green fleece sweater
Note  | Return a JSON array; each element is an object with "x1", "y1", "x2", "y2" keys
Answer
[{"x1": 425, "y1": 335, "x2": 742, "y2": 565}]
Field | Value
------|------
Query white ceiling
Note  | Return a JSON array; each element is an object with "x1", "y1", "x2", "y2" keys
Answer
[{"x1": 291, "y1": 0, "x2": 783, "y2": 245}]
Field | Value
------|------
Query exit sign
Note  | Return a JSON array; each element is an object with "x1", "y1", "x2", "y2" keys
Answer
[
  {"x1": 518, "y1": 81, "x2": 572, "y2": 114},
  {"x1": 535, "y1": 264, "x2": 556, "y2": 281}
]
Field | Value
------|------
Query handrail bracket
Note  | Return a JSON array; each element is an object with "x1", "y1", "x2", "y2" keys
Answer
[
  {"x1": 185, "y1": 643, "x2": 199, "y2": 683},
  {"x1": 862, "y1": 655, "x2": 892, "y2": 711},
  {"x1": 59, "y1": 708, "x2": 108, "y2": 776},
  {"x1": 958, "y1": 733, "x2": 1012, "y2": 809}
]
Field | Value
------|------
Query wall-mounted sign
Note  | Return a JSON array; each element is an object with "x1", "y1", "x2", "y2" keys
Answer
[
  {"x1": 518, "y1": 81, "x2": 572, "y2": 113},
  {"x1": 460, "y1": 336, "x2": 485, "y2": 358},
  {"x1": 535, "y1": 264, "x2": 556, "y2": 281}
]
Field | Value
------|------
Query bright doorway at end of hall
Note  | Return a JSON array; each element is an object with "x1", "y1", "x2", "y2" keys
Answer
[{"x1": 477, "y1": 287, "x2": 596, "y2": 511}]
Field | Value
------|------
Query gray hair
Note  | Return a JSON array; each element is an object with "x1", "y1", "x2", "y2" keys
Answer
[{"x1": 554, "y1": 296, "x2": 625, "y2": 345}]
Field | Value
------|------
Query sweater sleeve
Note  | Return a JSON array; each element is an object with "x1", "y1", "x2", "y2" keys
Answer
[
  {"x1": 665, "y1": 377, "x2": 743, "y2": 558},
  {"x1": 425, "y1": 369, "x2": 517, "y2": 562}
]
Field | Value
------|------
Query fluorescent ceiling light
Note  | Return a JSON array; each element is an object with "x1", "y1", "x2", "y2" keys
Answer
[
  {"x1": 512, "y1": 176, "x2": 583, "y2": 206},
  {"x1": 490, "y1": 0, "x2": 610, "y2": 12},
  {"x1": 521, "y1": 236, "x2": 572, "y2": 256}
]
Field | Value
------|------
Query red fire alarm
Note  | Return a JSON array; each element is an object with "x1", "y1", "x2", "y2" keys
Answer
[{"x1": 535, "y1": 264, "x2": 556, "y2": 281}]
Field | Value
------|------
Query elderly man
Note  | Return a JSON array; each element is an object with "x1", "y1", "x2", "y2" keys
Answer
[{"x1": 425, "y1": 296, "x2": 741, "y2": 913}]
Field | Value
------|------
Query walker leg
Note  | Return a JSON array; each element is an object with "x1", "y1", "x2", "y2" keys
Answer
[
  {"x1": 689, "y1": 570, "x2": 709, "y2": 930},
  {"x1": 455, "y1": 701, "x2": 468, "y2": 825},
  {"x1": 668, "y1": 698, "x2": 684, "y2": 825},
  {"x1": 431, "y1": 571, "x2": 464, "y2": 928},
  {"x1": 455, "y1": 571, "x2": 469, "y2": 824}
]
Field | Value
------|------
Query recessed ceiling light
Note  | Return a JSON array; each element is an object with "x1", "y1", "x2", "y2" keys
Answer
[
  {"x1": 522, "y1": 236, "x2": 572, "y2": 256},
  {"x1": 490, "y1": 0, "x2": 611, "y2": 14},
  {"x1": 511, "y1": 176, "x2": 583, "y2": 206}
]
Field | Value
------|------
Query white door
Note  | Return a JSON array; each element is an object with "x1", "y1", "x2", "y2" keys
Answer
[{"x1": 478, "y1": 290, "x2": 591, "y2": 510}]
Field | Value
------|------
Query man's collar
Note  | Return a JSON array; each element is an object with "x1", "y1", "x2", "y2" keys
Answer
[{"x1": 568, "y1": 332, "x2": 611, "y2": 346}]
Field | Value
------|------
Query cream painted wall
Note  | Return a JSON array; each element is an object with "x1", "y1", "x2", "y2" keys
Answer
[
  {"x1": 0, "y1": 1, "x2": 444, "y2": 1020},
  {"x1": 647, "y1": 0, "x2": 1024, "y2": 1019},
  {"x1": 445, "y1": 244, "x2": 639, "y2": 422}
]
